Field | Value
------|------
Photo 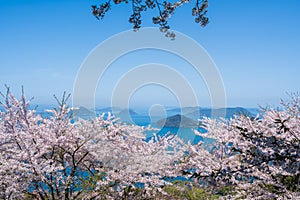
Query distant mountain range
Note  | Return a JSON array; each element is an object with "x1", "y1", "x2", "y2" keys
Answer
[
  {"x1": 167, "y1": 107, "x2": 254, "y2": 120},
  {"x1": 117, "y1": 109, "x2": 138, "y2": 116},
  {"x1": 156, "y1": 114, "x2": 199, "y2": 128},
  {"x1": 95, "y1": 107, "x2": 122, "y2": 114},
  {"x1": 31, "y1": 105, "x2": 258, "y2": 127},
  {"x1": 71, "y1": 106, "x2": 95, "y2": 119},
  {"x1": 72, "y1": 107, "x2": 140, "y2": 119},
  {"x1": 154, "y1": 107, "x2": 257, "y2": 128}
]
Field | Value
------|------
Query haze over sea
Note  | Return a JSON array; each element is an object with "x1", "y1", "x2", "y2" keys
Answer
[{"x1": 32, "y1": 104, "x2": 259, "y2": 145}]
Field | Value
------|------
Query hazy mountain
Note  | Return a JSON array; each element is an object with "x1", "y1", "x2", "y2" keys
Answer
[
  {"x1": 118, "y1": 109, "x2": 138, "y2": 116},
  {"x1": 156, "y1": 114, "x2": 199, "y2": 128},
  {"x1": 166, "y1": 107, "x2": 200, "y2": 116},
  {"x1": 72, "y1": 106, "x2": 95, "y2": 119},
  {"x1": 95, "y1": 107, "x2": 122, "y2": 114},
  {"x1": 246, "y1": 108, "x2": 260, "y2": 116},
  {"x1": 186, "y1": 107, "x2": 252, "y2": 119}
]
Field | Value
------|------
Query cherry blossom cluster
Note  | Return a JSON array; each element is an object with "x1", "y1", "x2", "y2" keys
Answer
[
  {"x1": 178, "y1": 96, "x2": 300, "y2": 199},
  {"x1": 0, "y1": 89, "x2": 184, "y2": 199},
  {"x1": 0, "y1": 88, "x2": 299, "y2": 199}
]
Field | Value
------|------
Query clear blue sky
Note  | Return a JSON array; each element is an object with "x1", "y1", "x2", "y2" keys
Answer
[{"x1": 0, "y1": 0, "x2": 299, "y2": 108}]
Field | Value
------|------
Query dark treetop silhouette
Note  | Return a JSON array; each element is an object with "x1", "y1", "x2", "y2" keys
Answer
[{"x1": 92, "y1": 0, "x2": 209, "y2": 38}]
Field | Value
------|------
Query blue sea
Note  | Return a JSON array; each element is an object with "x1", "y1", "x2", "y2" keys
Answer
[
  {"x1": 108, "y1": 114, "x2": 213, "y2": 145},
  {"x1": 32, "y1": 105, "x2": 258, "y2": 145}
]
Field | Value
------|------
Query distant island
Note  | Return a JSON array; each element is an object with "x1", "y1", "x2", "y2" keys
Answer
[
  {"x1": 71, "y1": 106, "x2": 94, "y2": 118},
  {"x1": 187, "y1": 107, "x2": 251, "y2": 118},
  {"x1": 166, "y1": 107, "x2": 253, "y2": 120},
  {"x1": 118, "y1": 109, "x2": 138, "y2": 116},
  {"x1": 156, "y1": 114, "x2": 199, "y2": 128},
  {"x1": 67, "y1": 106, "x2": 255, "y2": 126}
]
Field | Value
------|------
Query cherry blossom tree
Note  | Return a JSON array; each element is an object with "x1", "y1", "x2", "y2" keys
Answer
[
  {"x1": 0, "y1": 87, "x2": 299, "y2": 199},
  {"x1": 0, "y1": 88, "x2": 183, "y2": 199},
  {"x1": 179, "y1": 95, "x2": 300, "y2": 199}
]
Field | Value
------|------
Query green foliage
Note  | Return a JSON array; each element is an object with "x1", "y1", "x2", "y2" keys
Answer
[
  {"x1": 164, "y1": 185, "x2": 185, "y2": 199},
  {"x1": 280, "y1": 173, "x2": 300, "y2": 192},
  {"x1": 163, "y1": 180, "x2": 221, "y2": 200},
  {"x1": 76, "y1": 173, "x2": 104, "y2": 192},
  {"x1": 187, "y1": 187, "x2": 217, "y2": 200},
  {"x1": 259, "y1": 173, "x2": 300, "y2": 197},
  {"x1": 263, "y1": 184, "x2": 282, "y2": 195},
  {"x1": 216, "y1": 186, "x2": 236, "y2": 196}
]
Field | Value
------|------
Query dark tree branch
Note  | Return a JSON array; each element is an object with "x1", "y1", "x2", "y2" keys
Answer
[{"x1": 92, "y1": 0, "x2": 209, "y2": 38}]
